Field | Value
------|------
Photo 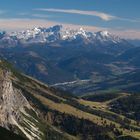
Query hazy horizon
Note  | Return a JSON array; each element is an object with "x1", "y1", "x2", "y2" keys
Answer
[{"x1": 0, "y1": 0, "x2": 140, "y2": 39}]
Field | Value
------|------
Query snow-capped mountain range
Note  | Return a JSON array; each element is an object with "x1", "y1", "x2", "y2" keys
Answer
[{"x1": 0, "y1": 25, "x2": 129, "y2": 48}]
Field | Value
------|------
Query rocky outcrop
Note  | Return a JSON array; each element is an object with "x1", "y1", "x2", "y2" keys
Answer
[
  {"x1": 0, "y1": 70, "x2": 28, "y2": 126},
  {"x1": 0, "y1": 70, "x2": 43, "y2": 140}
]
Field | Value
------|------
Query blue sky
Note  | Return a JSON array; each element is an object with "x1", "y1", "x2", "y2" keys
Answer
[{"x1": 0, "y1": 0, "x2": 140, "y2": 39}]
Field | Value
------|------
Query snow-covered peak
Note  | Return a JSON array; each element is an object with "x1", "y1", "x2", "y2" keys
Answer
[
  {"x1": 32, "y1": 27, "x2": 41, "y2": 34},
  {"x1": 0, "y1": 25, "x2": 127, "y2": 47},
  {"x1": 60, "y1": 27, "x2": 92, "y2": 40},
  {"x1": 78, "y1": 28, "x2": 88, "y2": 38},
  {"x1": 99, "y1": 31, "x2": 109, "y2": 37},
  {"x1": 9, "y1": 25, "x2": 115, "y2": 42},
  {"x1": 96, "y1": 31, "x2": 110, "y2": 38},
  {"x1": 94, "y1": 30, "x2": 123, "y2": 44}
]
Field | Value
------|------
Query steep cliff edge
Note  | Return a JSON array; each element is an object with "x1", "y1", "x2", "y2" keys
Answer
[
  {"x1": 0, "y1": 69, "x2": 44, "y2": 140},
  {"x1": 0, "y1": 61, "x2": 75, "y2": 140},
  {"x1": 0, "y1": 60, "x2": 139, "y2": 140}
]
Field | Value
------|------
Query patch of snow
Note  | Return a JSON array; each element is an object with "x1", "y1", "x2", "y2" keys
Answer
[{"x1": 100, "y1": 31, "x2": 109, "y2": 37}]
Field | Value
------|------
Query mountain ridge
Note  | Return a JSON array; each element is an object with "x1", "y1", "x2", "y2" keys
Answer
[
  {"x1": 0, "y1": 60, "x2": 140, "y2": 140},
  {"x1": 0, "y1": 25, "x2": 132, "y2": 49},
  {"x1": 0, "y1": 25, "x2": 139, "y2": 95}
]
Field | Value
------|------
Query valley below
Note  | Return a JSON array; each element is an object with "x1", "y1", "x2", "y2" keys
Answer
[
  {"x1": 0, "y1": 60, "x2": 139, "y2": 140},
  {"x1": 0, "y1": 25, "x2": 140, "y2": 140}
]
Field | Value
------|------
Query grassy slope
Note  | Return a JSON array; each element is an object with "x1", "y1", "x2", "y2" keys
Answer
[
  {"x1": 14, "y1": 74, "x2": 140, "y2": 139},
  {"x1": 0, "y1": 60, "x2": 140, "y2": 140},
  {"x1": 0, "y1": 60, "x2": 77, "y2": 140}
]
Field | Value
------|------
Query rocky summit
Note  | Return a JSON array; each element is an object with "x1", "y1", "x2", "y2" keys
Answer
[{"x1": 0, "y1": 25, "x2": 131, "y2": 48}]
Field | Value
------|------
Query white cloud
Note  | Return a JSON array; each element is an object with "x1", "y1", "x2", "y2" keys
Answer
[
  {"x1": 35, "y1": 8, "x2": 140, "y2": 23},
  {"x1": 32, "y1": 14, "x2": 52, "y2": 18},
  {"x1": 117, "y1": 17, "x2": 140, "y2": 23},
  {"x1": 35, "y1": 8, "x2": 116, "y2": 21}
]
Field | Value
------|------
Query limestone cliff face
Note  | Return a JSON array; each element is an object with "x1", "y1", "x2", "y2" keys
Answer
[
  {"x1": 0, "y1": 70, "x2": 43, "y2": 140},
  {"x1": 0, "y1": 70, "x2": 29, "y2": 127}
]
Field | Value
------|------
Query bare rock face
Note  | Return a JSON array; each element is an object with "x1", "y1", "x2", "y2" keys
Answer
[
  {"x1": 0, "y1": 70, "x2": 28, "y2": 126},
  {"x1": 0, "y1": 70, "x2": 43, "y2": 140}
]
